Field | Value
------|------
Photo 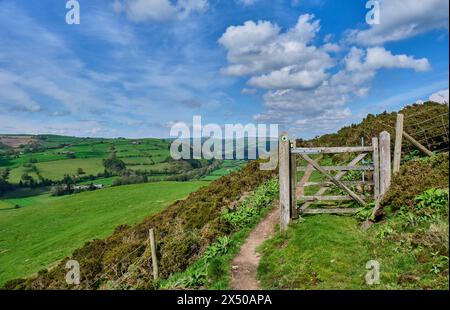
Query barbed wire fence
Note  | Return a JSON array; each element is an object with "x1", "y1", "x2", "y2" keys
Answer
[
  {"x1": 402, "y1": 105, "x2": 449, "y2": 154},
  {"x1": 372, "y1": 103, "x2": 449, "y2": 156}
]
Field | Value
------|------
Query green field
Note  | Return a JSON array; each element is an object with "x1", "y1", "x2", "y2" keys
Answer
[
  {"x1": 8, "y1": 158, "x2": 105, "y2": 183},
  {"x1": 0, "y1": 181, "x2": 208, "y2": 285},
  {"x1": 1, "y1": 136, "x2": 172, "y2": 183},
  {"x1": 201, "y1": 160, "x2": 247, "y2": 181}
]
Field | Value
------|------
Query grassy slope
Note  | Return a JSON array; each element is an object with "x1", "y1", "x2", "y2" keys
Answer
[
  {"x1": 0, "y1": 181, "x2": 207, "y2": 285},
  {"x1": 4, "y1": 160, "x2": 274, "y2": 289},
  {"x1": 258, "y1": 210, "x2": 448, "y2": 290},
  {"x1": 257, "y1": 154, "x2": 449, "y2": 290},
  {"x1": 258, "y1": 215, "x2": 369, "y2": 289}
]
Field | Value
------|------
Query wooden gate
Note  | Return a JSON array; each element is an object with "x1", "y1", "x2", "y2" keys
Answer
[{"x1": 279, "y1": 131, "x2": 392, "y2": 231}]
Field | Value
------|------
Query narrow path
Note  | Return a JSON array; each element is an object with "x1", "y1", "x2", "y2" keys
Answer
[{"x1": 230, "y1": 206, "x2": 279, "y2": 290}]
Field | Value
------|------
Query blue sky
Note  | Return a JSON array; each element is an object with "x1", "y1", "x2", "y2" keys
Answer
[{"x1": 0, "y1": 0, "x2": 448, "y2": 139}]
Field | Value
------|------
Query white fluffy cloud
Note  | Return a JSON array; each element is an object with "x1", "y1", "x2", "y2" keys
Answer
[
  {"x1": 219, "y1": 14, "x2": 433, "y2": 135},
  {"x1": 345, "y1": 47, "x2": 431, "y2": 73},
  {"x1": 347, "y1": 0, "x2": 449, "y2": 45},
  {"x1": 248, "y1": 66, "x2": 328, "y2": 90},
  {"x1": 429, "y1": 89, "x2": 449, "y2": 103},
  {"x1": 113, "y1": 0, "x2": 208, "y2": 22},
  {"x1": 219, "y1": 14, "x2": 333, "y2": 89}
]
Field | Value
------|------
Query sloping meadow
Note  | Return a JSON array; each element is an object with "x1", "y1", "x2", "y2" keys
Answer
[{"x1": 4, "y1": 160, "x2": 276, "y2": 289}]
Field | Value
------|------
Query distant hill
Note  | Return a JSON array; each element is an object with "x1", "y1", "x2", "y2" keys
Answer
[
  {"x1": 299, "y1": 101, "x2": 449, "y2": 153},
  {"x1": 0, "y1": 135, "x2": 38, "y2": 149}
]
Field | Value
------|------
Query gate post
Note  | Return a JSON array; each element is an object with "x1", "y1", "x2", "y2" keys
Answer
[
  {"x1": 393, "y1": 113, "x2": 404, "y2": 174},
  {"x1": 279, "y1": 132, "x2": 291, "y2": 232},
  {"x1": 379, "y1": 131, "x2": 391, "y2": 198},
  {"x1": 289, "y1": 140, "x2": 298, "y2": 219},
  {"x1": 372, "y1": 137, "x2": 380, "y2": 201}
]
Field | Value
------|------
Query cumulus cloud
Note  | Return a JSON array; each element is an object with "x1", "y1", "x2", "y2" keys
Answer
[
  {"x1": 345, "y1": 47, "x2": 431, "y2": 72},
  {"x1": 248, "y1": 65, "x2": 328, "y2": 89},
  {"x1": 219, "y1": 14, "x2": 333, "y2": 89},
  {"x1": 219, "y1": 14, "x2": 433, "y2": 135},
  {"x1": 113, "y1": 0, "x2": 208, "y2": 22},
  {"x1": 347, "y1": 0, "x2": 449, "y2": 45},
  {"x1": 429, "y1": 89, "x2": 449, "y2": 103}
]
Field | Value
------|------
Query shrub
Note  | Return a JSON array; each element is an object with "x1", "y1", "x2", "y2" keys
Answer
[{"x1": 382, "y1": 153, "x2": 449, "y2": 210}]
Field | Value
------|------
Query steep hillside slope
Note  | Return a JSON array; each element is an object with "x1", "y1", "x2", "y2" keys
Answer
[
  {"x1": 299, "y1": 102, "x2": 448, "y2": 153},
  {"x1": 4, "y1": 160, "x2": 276, "y2": 289}
]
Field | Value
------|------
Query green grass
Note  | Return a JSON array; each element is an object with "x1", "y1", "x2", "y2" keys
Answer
[
  {"x1": 77, "y1": 177, "x2": 118, "y2": 187},
  {"x1": 2, "y1": 193, "x2": 61, "y2": 208},
  {"x1": 8, "y1": 158, "x2": 104, "y2": 183},
  {"x1": 0, "y1": 181, "x2": 208, "y2": 285},
  {"x1": 258, "y1": 215, "x2": 370, "y2": 290},
  {"x1": 201, "y1": 160, "x2": 247, "y2": 181},
  {"x1": 258, "y1": 211, "x2": 449, "y2": 290}
]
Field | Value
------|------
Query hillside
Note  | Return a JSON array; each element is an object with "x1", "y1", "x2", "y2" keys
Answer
[
  {"x1": 3, "y1": 160, "x2": 275, "y2": 289},
  {"x1": 299, "y1": 102, "x2": 449, "y2": 153},
  {"x1": 3, "y1": 101, "x2": 448, "y2": 290},
  {"x1": 0, "y1": 181, "x2": 208, "y2": 286}
]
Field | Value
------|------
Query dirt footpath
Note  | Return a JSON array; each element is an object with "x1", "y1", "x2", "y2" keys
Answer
[{"x1": 230, "y1": 206, "x2": 279, "y2": 290}]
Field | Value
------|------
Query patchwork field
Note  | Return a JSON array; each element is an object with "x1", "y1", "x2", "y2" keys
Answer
[
  {"x1": 8, "y1": 158, "x2": 105, "y2": 183},
  {"x1": 1, "y1": 135, "x2": 173, "y2": 183},
  {"x1": 0, "y1": 181, "x2": 208, "y2": 285}
]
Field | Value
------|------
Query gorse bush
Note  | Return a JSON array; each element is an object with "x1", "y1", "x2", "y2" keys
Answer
[{"x1": 382, "y1": 152, "x2": 448, "y2": 210}]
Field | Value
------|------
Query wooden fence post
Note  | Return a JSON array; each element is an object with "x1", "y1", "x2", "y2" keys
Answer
[
  {"x1": 279, "y1": 132, "x2": 291, "y2": 232},
  {"x1": 402, "y1": 131, "x2": 434, "y2": 156},
  {"x1": 379, "y1": 131, "x2": 391, "y2": 197},
  {"x1": 148, "y1": 228, "x2": 158, "y2": 281},
  {"x1": 393, "y1": 113, "x2": 404, "y2": 174},
  {"x1": 289, "y1": 141, "x2": 298, "y2": 219},
  {"x1": 372, "y1": 137, "x2": 380, "y2": 200}
]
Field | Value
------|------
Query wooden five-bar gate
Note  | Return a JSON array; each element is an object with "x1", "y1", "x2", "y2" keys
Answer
[{"x1": 279, "y1": 131, "x2": 392, "y2": 231}]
